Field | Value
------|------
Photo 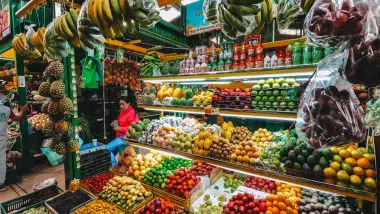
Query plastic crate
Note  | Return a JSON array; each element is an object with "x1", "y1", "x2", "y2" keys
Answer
[
  {"x1": 0, "y1": 185, "x2": 63, "y2": 214},
  {"x1": 80, "y1": 148, "x2": 111, "y2": 179}
]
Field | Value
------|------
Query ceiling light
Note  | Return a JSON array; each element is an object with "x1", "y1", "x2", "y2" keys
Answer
[{"x1": 159, "y1": 6, "x2": 181, "y2": 22}]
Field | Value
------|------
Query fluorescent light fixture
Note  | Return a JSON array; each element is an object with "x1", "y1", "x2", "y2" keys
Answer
[
  {"x1": 222, "y1": 71, "x2": 314, "y2": 80},
  {"x1": 181, "y1": 0, "x2": 199, "y2": 5},
  {"x1": 219, "y1": 113, "x2": 297, "y2": 122},
  {"x1": 159, "y1": 6, "x2": 181, "y2": 22},
  {"x1": 181, "y1": 81, "x2": 231, "y2": 85},
  {"x1": 143, "y1": 107, "x2": 204, "y2": 115},
  {"x1": 144, "y1": 78, "x2": 206, "y2": 83}
]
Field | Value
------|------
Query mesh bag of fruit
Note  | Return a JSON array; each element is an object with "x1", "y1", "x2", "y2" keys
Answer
[
  {"x1": 296, "y1": 52, "x2": 366, "y2": 149},
  {"x1": 304, "y1": 0, "x2": 377, "y2": 48}
]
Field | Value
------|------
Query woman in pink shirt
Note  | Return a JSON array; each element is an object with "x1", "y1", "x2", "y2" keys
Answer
[{"x1": 113, "y1": 97, "x2": 139, "y2": 138}]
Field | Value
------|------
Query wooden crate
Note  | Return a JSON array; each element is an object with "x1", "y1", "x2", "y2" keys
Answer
[
  {"x1": 152, "y1": 182, "x2": 203, "y2": 208},
  {"x1": 134, "y1": 197, "x2": 187, "y2": 214}
]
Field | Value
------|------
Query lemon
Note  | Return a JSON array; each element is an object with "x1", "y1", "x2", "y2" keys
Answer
[
  {"x1": 337, "y1": 170, "x2": 350, "y2": 182},
  {"x1": 349, "y1": 175, "x2": 362, "y2": 185},
  {"x1": 333, "y1": 155, "x2": 343, "y2": 163},
  {"x1": 364, "y1": 178, "x2": 377, "y2": 189}
]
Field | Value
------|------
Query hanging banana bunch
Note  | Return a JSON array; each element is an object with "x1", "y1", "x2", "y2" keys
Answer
[
  {"x1": 43, "y1": 22, "x2": 70, "y2": 60},
  {"x1": 54, "y1": 8, "x2": 81, "y2": 47},
  {"x1": 29, "y1": 27, "x2": 46, "y2": 53},
  {"x1": 12, "y1": 33, "x2": 42, "y2": 58}
]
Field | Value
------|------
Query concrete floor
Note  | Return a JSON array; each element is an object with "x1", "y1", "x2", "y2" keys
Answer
[{"x1": 1, "y1": 163, "x2": 65, "y2": 202}]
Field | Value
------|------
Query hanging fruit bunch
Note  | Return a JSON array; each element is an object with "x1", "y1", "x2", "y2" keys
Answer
[
  {"x1": 12, "y1": 33, "x2": 42, "y2": 58},
  {"x1": 29, "y1": 27, "x2": 46, "y2": 53},
  {"x1": 43, "y1": 22, "x2": 71, "y2": 60},
  {"x1": 40, "y1": 61, "x2": 76, "y2": 154},
  {"x1": 54, "y1": 9, "x2": 81, "y2": 48}
]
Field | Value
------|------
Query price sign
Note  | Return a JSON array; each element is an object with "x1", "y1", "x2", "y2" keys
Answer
[
  {"x1": 97, "y1": 43, "x2": 105, "y2": 59},
  {"x1": 116, "y1": 47, "x2": 124, "y2": 62}
]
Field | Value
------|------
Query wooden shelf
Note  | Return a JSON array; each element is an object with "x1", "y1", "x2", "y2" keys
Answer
[
  {"x1": 126, "y1": 140, "x2": 376, "y2": 202},
  {"x1": 138, "y1": 64, "x2": 316, "y2": 81},
  {"x1": 138, "y1": 105, "x2": 297, "y2": 121}
]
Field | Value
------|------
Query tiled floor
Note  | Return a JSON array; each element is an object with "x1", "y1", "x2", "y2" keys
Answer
[{"x1": 1, "y1": 163, "x2": 65, "y2": 202}]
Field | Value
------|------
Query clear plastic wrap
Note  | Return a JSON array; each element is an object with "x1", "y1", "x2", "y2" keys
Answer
[
  {"x1": 343, "y1": 36, "x2": 380, "y2": 87},
  {"x1": 203, "y1": 0, "x2": 219, "y2": 24},
  {"x1": 43, "y1": 22, "x2": 70, "y2": 61},
  {"x1": 25, "y1": 25, "x2": 42, "y2": 59},
  {"x1": 127, "y1": 0, "x2": 161, "y2": 28},
  {"x1": 304, "y1": 0, "x2": 374, "y2": 48},
  {"x1": 277, "y1": 0, "x2": 303, "y2": 30},
  {"x1": 218, "y1": 0, "x2": 262, "y2": 39},
  {"x1": 296, "y1": 52, "x2": 366, "y2": 149},
  {"x1": 78, "y1": 0, "x2": 104, "y2": 54}
]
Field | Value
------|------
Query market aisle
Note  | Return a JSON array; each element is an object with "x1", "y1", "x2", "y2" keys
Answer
[{"x1": 1, "y1": 163, "x2": 65, "y2": 202}]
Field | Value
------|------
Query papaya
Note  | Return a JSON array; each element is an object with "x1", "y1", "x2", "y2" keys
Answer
[
  {"x1": 166, "y1": 87, "x2": 174, "y2": 97},
  {"x1": 173, "y1": 87, "x2": 182, "y2": 98}
]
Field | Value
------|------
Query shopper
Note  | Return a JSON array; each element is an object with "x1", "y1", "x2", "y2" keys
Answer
[
  {"x1": 107, "y1": 87, "x2": 139, "y2": 165},
  {"x1": 0, "y1": 92, "x2": 28, "y2": 191}
]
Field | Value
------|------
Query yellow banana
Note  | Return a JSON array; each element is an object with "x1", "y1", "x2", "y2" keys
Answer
[{"x1": 102, "y1": 0, "x2": 113, "y2": 22}]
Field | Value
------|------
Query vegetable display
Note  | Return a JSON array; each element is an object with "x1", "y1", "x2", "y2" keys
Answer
[
  {"x1": 73, "y1": 200, "x2": 121, "y2": 214},
  {"x1": 165, "y1": 168, "x2": 201, "y2": 198},
  {"x1": 140, "y1": 52, "x2": 162, "y2": 77}
]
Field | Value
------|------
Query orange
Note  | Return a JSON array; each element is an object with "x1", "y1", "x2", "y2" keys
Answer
[
  {"x1": 357, "y1": 158, "x2": 371, "y2": 169},
  {"x1": 351, "y1": 150, "x2": 362, "y2": 159},
  {"x1": 286, "y1": 207, "x2": 294, "y2": 214},
  {"x1": 267, "y1": 201, "x2": 273, "y2": 207},
  {"x1": 323, "y1": 167, "x2": 337, "y2": 178},
  {"x1": 339, "y1": 149, "x2": 351, "y2": 158},
  {"x1": 266, "y1": 194, "x2": 275, "y2": 202},
  {"x1": 353, "y1": 166, "x2": 365, "y2": 176},
  {"x1": 273, "y1": 200, "x2": 278, "y2": 206},
  {"x1": 284, "y1": 198, "x2": 292, "y2": 207},
  {"x1": 278, "y1": 202, "x2": 286, "y2": 210},
  {"x1": 266, "y1": 211, "x2": 273, "y2": 214},
  {"x1": 350, "y1": 174, "x2": 362, "y2": 185},
  {"x1": 272, "y1": 207, "x2": 280, "y2": 214},
  {"x1": 365, "y1": 169, "x2": 376, "y2": 178},
  {"x1": 345, "y1": 157, "x2": 357, "y2": 166},
  {"x1": 279, "y1": 211, "x2": 287, "y2": 214}
]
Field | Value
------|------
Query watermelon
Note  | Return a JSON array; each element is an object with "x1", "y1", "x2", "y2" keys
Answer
[
  {"x1": 172, "y1": 98, "x2": 180, "y2": 105},
  {"x1": 185, "y1": 89, "x2": 193, "y2": 99},
  {"x1": 187, "y1": 98, "x2": 193, "y2": 106},
  {"x1": 179, "y1": 98, "x2": 187, "y2": 106}
]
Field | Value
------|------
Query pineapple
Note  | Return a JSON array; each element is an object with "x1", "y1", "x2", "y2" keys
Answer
[
  {"x1": 41, "y1": 101, "x2": 49, "y2": 113},
  {"x1": 38, "y1": 82, "x2": 51, "y2": 97},
  {"x1": 58, "y1": 97, "x2": 73, "y2": 114},
  {"x1": 67, "y1": 140, "x2": 79, "y2": 152},
  {"x1": 42, "y1": 120, "x2": 54, "y2": 135},
  {"x1": 54, "y1": 141, "x2": 67, "y2": 155},
  {"x1": 50, "y1": 80, "x2": 65, "y2": 100},
  {"x1": 48, "y1": 101, "x2": 60, "y2": 115},
  {"x1": 55, "y1": 119, "x2": 69, "y2": 134},
  {"x1": 47, "y1": 61, "x2": 64, "y2": 78}
]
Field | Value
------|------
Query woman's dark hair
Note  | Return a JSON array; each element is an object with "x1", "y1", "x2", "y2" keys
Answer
[{"x1": 120, "y1": 87, "x2": 138, "y2": 112}]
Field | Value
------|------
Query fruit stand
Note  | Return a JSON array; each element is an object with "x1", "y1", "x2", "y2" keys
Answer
[{"x1": 0, "y1": 0, "x2": 379, "y2": 213}]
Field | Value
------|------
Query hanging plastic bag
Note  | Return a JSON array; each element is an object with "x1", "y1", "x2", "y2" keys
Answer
[
  {"x1": 25, "y1": 24, "x2": 42, "y2": 59},
  {"x1": 343, "y1": 37, "x2": 380, "y2": 87},
  {"x1": 43, "y1": 22, "x2": 70, "y2": 61},
  {"x1": 296, "y1": 52, "x2": 366, "y2": 149},
  {"x1": 126, "y1": 0, "x2": 161, "y2": 30},
  {"x1": 277, "y1": 0, "x2": 303, "y2": 30},
  {"x1": 304, "y1": 0, "x2": 374, "y2": 48},
  {"x1": 203, "y1": 0, "x2": 219, "y2": 24},
  {"x1": 78, "y1": 0, "x2": 104, "y2": 54},
  {"x1": 218, "y1": 0, "x2": 262, "y2": 39}
]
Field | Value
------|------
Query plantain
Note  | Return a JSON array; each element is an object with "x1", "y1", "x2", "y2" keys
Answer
[
  {"x1": 266, "y1": 0, "x2": 273, "y2": 22},
  {"x1": 103, "y1": 0, "x2": 114, "y2": 22},
  {"x1": 69, "y1": 8, "x2": 78, "y2": 24},
  {"x1": 109, "y1": 0, "x2": 122, "y2": 18},
  {"x1": 65, "y1": 12, "x2": 77, "y2": 35},
  {"x1": 88, "y1": 0, "x2": 100, "y2": 27},
  {"x1": 221, "y1": 4, "x2": 245, "y2": 33},
  {"x1": 227, "y1": 3, "x2": 260, "y2": 16}
]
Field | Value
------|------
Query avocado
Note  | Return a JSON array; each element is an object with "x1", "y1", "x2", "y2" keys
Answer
[
  {"x1": 288, "y1": 150, "x2": 296, "y2": 161},
  {"x1": 322, "y1": 147, "x2": 333, "y2": 159},
  {"x1": 285, "y1": 160, "x2": 293, "y2": 168},
  {"x1": 313, "y1": 165, "x2": 322, "y2": 175},
  {"x1": 294, "y1": 162, "x2": 302, "y2": 170},
  {"x1": 313, "y1": 149, "x2": 322, "y2": 159},
  {"x1": 287, "y1": 141, "x2": 296, "y2": 151},
  {"x1": 307, "y1": 145, "x2": 315, "y2": 153},
  {"x1": 280, "y1": 147, "x2": 288, "y2": 157},
  {"x1": 297, "y1": 155, "x2": 305, "y2": 164},
  {"x1": 303, "y1": 163, "x2": 312, "y2": 172},
  {"x1": 319, "y1": 157, "x2": 329, "y2": 168},
  {"x1": 307, "y1": 155, "x2": 317, "y2": 166},
  {"x1": 281, "y1": 156, "x2": 288, "y2": 162}
]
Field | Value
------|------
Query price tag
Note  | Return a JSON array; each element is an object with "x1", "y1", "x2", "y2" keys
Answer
[
  {"x1": 18, "y1": 76, "x2": 25, "y2": 87},
  {"x1": 204, "y1": 107, "x2": 219, "y2": 115},
  {"x1": 116, "y1": 47, "x2": 124, "y2": 62},
  {"x1": 97, "y1": 43, "x2": 105, "y2": 59}
]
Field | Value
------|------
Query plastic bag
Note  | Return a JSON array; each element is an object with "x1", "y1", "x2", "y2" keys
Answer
[
  {"x1": 343, "y1": 37, "x2": 380, "y2": 87},
  {"x1": 218, "y1": 0, "x2": 262, "y2": 39},
  {"x1": 203, "y1": 0, "x2": 219, "y2": 24},
  {"x1": 41, "y1": 147, "x2": 64, "y2": 166},
  {"x1": 25, "y1": 24, "x2": 42, "y2": 59},
  {"x1": 43, "y1": 22, "x2": 70, "y2": 61},
  {"x1": 78, "y1": 0, "x2": 104, "y2": 54},
  {"x1": 304, "y1": 0, "x2": 374, "y2": 48},
  {"x1": 296, "y1": 52, "x2": 366, "y2": 149},
  {"x1": 277, "y1": 0, "x2": 303, "y2": 30}
]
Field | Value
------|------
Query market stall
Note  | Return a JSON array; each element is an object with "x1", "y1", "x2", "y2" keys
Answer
[{"x1": 1, "y1": 0, "x2": 379, "y2": 213}]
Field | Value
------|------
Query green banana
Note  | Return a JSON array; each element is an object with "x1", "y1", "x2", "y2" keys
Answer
[
  {"x1": 221, "y1": 4, "x2": 245, "y2": 33},
  {"x1": 65, "y1": 12, "x2": 77, "y2": 35},
  {"x1": 227, "y1": 3, "x2": 260, "y2": 16},
  {"x1": 109, "y1": 0, "x2": 122, "y2": 18},
  {"x1": 70, "y1": 9, "x2": 78, "y2": 24}
]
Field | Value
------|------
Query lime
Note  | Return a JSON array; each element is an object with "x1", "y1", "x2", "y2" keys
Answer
[{"x1": 333, "y1": 155, "x2": 343, "y2": 163}]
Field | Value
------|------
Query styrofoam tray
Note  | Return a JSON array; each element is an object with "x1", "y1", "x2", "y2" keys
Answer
[
  {"x1": 236, "y1": 186, "x2": 269, "y2": 199},
  {"x1": 191, "y1": 188, "x2": 230, "y2": 213}
]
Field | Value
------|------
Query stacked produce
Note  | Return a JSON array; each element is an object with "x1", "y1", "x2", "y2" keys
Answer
[
  {"x1": 29, "y1": 113, "x2": 54, "y2": 134},
  {"x1": 221, "y1": 121, "x2": 235, "y2": 141},
  {"x1": 322, "y1": 144, "x2": 376, "y2": 191},
  {"x1": 99, "y1": 176, "x2": 152, "y2": 210},
  {"x1": 73, "y1": 200, "x2": 121, "y2": 214},
  {"x1": 275, "y1": 182, "x2": 302, "y2": 203},
  {"x1": 223, "y1": 192, "x2": 267, "y2": 214},
  {"x1": 142, "y1": 157, "x2": 192, "y2": 188},
  {"x1": 103, "y1": 56, "x2": 140, "y2": 89},
  {"x1": 213, "y1": 88, "x2": 251, "y2": 109},
  {"x1": 139, "y1": 197, "x2": 190, "y2": 214},
  {"x1": 43, "y1": 23, "x2": 70, "y2": 60},
  {"x1": 165, "y1": 168, "x2": 201, "y2": 197},
  {"x1": 156, "y1": 84, "x2": 193, "y2": 106},
  {"x1": 231, "y1": 140, "x2": 259, "y2": 165},
  {"x1": 152, "y1": 126, "x2": 177, "y2": 149},
  {"x1": 140, "y1": 52, "x2": 162, "y2": 77},
  {"x1": 297, "y1": 85, "x2": 366, "y2": 148},
  {"x1": 46, "y1": 189, "x2": 93, "y2": 214},
  {"x1": 252, "y1": 128, "x2": 274, "y2": 152},
  {"x1": 111, "y1": 146, "x2": 137, "y2": 174},
  {"x1": 173, "y1": 131, "x2": 196, "y2": 153},
  {"x1": 209, "y1": 137, "x2": 235, "y2": 161},
  {"x1": 251, "y1": 78, "x2": 299, "y2": 112},
  {"x1": 81, "y1": 173, "x2": 114, "y2": 194},
  {"x1": 189, "y1": 161, "x2": 216, "y2": 177},
  {"x1": 265, "y1": 194, "x2": 297, "y2": 214},
  {"x1": 223, "y1": 175, "x2": 244, "y2": 193},
  {"x1": 280, "y1": 139, "x2": 317, "y2": 174},
  {"x1": 137, "y1": 85, "x2": 156, "y2": 105},
  {"x1": 139, "y1": 116, "x2": 184, "y2": 143},
  {"x1": 196, "y1": 194, "x2": 225, "y2": 214},
  {"x1": 161, "y1": 60, "x2": 180, "y2": 75},
  {"x1": 126, "y1": 119, "x2": 150, "y2": 139},
  {"x1": 29, "y1": 27, "x2": 46, "y2": 53},
  {"x1": 244, "y1": 176, "x2": 277, "y2": 194},
  {"x1": 127, "y1": 153, "x2": 165, "y2": 181},
  {"x1": 54, "y1": 9, "x2": 80, "y2": 47},
  {"x1": 230, "y1": 126, "x2": 252, "y2": 145},
  {"x1": 12, "y1": 33, "x2": 41, "y2": 58},
  {"x1": 299, "y1": 189, "x2": 363, "y2": 214},
  {"x1": 193, "y1": 90, "x2": 214, "y2": 108},
  {"x1": 192, "y1": 130, "x2": 217, "y2": 156}
]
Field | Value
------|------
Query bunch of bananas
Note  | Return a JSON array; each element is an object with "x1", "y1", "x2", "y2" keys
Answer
[
  {"x1": 44, "y1": 24, "x2": 70, "y2": 60},
  {"x1": 78, "y1": 1, "x2": 103, "y2": 50},
  {"x1": 29, "y1": 27, "x2": 46, "y2": 53},
  {"x1": 86, "y1": 0, "x2": 160, "y2": 39},
  {"x1": 277, "y1": 0, "x2": 302, "y2": 29},
  {"x1": 252, "y1": 0, "x2": 272, "y2": 34},
  {"x1": 54, "y1": 9, "x2": 80, "y2": 47},
  {"x1": 12, "y1": 33, "x2": 41, "y2": 58},
  {"x1": 300, "y1": 0, "x2": 315, "y2": 13}
]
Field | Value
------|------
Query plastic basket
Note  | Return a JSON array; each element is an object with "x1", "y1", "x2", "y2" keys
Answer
[{"x1": 0, "y1": 185, "x2": 63, "y2": 214}]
